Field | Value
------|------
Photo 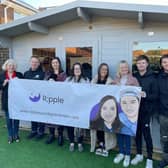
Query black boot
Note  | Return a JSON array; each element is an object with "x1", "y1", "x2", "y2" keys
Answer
[
  {"x1": 58, "y1": 135, "x2": 63, "y2": 146},
  {"x1": 45, "y1": 135, "x2": 55, "y2": 144},
  {"x1": 14, "y1": 136, "x2": 20, "y2": 143}
]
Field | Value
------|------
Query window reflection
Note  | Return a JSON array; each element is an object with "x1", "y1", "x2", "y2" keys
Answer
[
  {"x1": 66, "y1": 47, "x2": 92, "y2": 80},
  {"x1": 133, "y1": 42, "x2": 168, "y2": 72}
]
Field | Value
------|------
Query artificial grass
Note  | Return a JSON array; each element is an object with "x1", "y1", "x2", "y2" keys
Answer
[{"x1": 0, "y1": 118, "x2": 159, "y2": 168}]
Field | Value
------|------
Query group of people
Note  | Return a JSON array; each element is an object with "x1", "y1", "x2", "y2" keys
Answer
[{"x1": 0, "y1": 54, "x2": 168, "y2": 168}]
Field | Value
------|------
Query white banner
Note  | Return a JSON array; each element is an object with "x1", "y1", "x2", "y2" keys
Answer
[{"x1": 9, "y1": 79, "x2": 141, "y2": 136}]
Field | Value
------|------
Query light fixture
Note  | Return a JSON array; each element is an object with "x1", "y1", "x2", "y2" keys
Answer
[{"x1": 148, "y1": 32, "x2": 154, "y2": 36}]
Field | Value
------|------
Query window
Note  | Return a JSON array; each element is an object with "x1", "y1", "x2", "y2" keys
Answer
[
  {"x1": 0, "y1": 48, "x2": 9, "y2": 71},
  {"x1": 66, "y1": 47, "x2": 92, "y2": 79}
]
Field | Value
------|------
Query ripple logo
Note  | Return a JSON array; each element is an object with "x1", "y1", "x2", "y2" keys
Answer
[{"x1": 29, "y1": 93, "x2": 41, "y2": 102}]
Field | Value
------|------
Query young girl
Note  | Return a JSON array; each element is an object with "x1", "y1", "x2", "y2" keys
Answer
[
  {"x1": 0, "y1": 59, "x2": 23, "y2": 144},
  {"x1": 45, "y1": 57, "x2": 66, "y2": 146},
  {"x1": 65, "y1": 62, "x2": 89, "y2": 152},
  {"x1": 112, "y1": 60, "x2": 139, "y2": 167},
  {"x1": 90, "y1": 63, "x2": 116, "y2": 157}
]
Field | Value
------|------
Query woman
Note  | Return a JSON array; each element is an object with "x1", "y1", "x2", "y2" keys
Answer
[
  {"x1": 0, "y1": 59, "x2": 23, "y2": 144},
  {"x1": 65, "y1": 62, "x2": 89, "y2": 152},
  {"x1": 112, "y1": 60, "x2": 139, "y2": 167},
  {"x1": 45, "y1": 57, "x2": 66, "y2": 146},
  {"x1": 90, "y1": 63, "x2": 116, "y2": 157}
]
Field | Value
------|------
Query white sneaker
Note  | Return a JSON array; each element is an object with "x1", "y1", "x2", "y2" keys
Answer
[
  {"x1": 131, "y1": 154, "x2": 144, "y2": 165},
  {"x1": 113, "y1": 153, "x2": 124, "y2": 164},
  {"x1": 101, "y1": 149, "x2": 109, "y2": 157},
  {"x1": 78, "y1": 143, "x2": 84, "y2": 152},
  {"x1": 145, "y1": 159, "x2": 153, "y2": 168},
  {"x1": 123, "y1": 155, "x2": 130, "y2": 167},
  {"x1": 69, "y1": 143, "x2": 75, "y2": 152},
  {"x1": 95, "y1": 147, "x2": 103, "y2": 156}
]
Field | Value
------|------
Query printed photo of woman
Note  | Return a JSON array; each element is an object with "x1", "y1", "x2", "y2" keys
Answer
[{"x1": 90, "y1": 95, "x2": 121, "y2": 133}]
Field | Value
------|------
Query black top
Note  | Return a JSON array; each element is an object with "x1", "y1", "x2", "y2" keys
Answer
[
  {"x1": 24, "y1": 66, "x2": 44, "y2": 80},
  {"x1": 0, "y1": 71, "x2": 23, "y2": 111},
  {"x1": 97, "y1": 79, "x2": 107, "y2": 84},
  {"x1": 134, "y1": 68, "x2": 158, "y2": 118},
  {"x1": 157, "y1": 70, "x2": 168, "y2": 117}
]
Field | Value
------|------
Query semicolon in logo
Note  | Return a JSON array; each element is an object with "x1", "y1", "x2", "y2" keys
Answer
[{"x1": 29, "y1": 93, "x2": 41, "y2": 102}]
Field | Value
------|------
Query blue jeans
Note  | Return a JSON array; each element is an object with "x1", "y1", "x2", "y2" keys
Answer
[
  {"x1": 5, "y1": 111, "x2": 19, "y2": 138},
  {"x1": 117, "y1": 134, "x2": 131, "y2": 155}
]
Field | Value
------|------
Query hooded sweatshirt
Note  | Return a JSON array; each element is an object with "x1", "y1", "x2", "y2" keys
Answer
[{"x1": 134, "y1": 68, "x2": 158, "y2": 118}]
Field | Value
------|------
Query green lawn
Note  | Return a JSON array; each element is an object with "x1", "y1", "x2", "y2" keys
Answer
[{"x1": 0, "y1": 118, "x2": 159, "y2": 168}]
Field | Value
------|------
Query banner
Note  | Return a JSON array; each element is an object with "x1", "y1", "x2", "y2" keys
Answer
[{"x1": 8, "y1": 79, "x2": 141, "y2": 136}]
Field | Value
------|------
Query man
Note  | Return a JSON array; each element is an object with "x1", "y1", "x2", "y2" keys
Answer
[
  {"x1": 132, "y1": 55, "x2": 157, "y2": 168},
  {"x1": 24, "y1": 56, "x2": 45, "y2": 140},
  {"x1": 157, "y1": 54, "x2": 168, "y2": 168}
]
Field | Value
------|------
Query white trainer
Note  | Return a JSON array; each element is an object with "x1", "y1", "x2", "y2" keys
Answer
[
  {"x1": 69, "y1": 143, "x2": 75, "y2": 152},
  {"x1": 101, "y1": 149, "x2": 109, "y2": 157},
  {"x1": 78, "y1": 143, "x2": 84, "y2": 152},
  {"x1": 145, "y1": 159, "x2": 153, "y2": 168},
  {"x1": 123, "y1": 155, "x2": 130, "y2": 167},
  {"x1": 95, "y1": 147, "x2": 103, "y2": 156},
  {"x1": 113, "y1": 153, "x2": 124, "y2": 164},
  {"x1": 131, "y1": 154, "x2": 144, "y2": 165}
]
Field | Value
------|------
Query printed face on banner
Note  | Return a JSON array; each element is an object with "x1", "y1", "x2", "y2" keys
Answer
[
  {"x1": 100, "y1": 98, "x2": 117, "y2": 126},
  {"x1": 90, "y1": 95, "x2": 121, "y2": 133},
  {"x1": 90, "y1": 88, "x2": 141, "y2": 136},
  {"x1": 120, "y1": 95, "x2": 139, "y2": 123},
  {"x1": 118, "y1": 89, "x2": 141, "y2": 136}
]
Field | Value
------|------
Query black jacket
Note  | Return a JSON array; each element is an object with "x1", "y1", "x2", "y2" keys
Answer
[
  {"x1": 0, "y1": 71, "x2": 23, "y2": 111},
  {"x1": 134, "y1": 68, "x2": 158, "y2": 118},
  {"x1": 157, "y1": 70, "x2": 168, "y2": 117},
  {"x1": 24, "y1": 67, "x2": 44, "y2": 80}
]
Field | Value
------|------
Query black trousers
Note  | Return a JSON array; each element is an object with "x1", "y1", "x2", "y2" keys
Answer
[
  {"x1": 49, "y1": 126, "x2": 64, "y2": 136},
  {"x1": 97, "y1": 130, "x2": 105, "y2": 144},
  {"x1": 67, "y1": 127, "x2": 83, "y2": 144},
  {"x1": 160, "y1": 115, "x2": 168, "y2": 162},
  {"x1": 31, "y1": 122, "x2": 45, "y2": 135},
  {"x1": 135, "y1": 113, "x2": 153, "y2": 159}
]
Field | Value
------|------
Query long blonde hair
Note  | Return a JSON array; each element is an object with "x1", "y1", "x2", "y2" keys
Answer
[
  {"x1": 117, "y1": 60, "x2": 130, "y2": 78},
  {"x1": 2, "y1": 59, "x2": 17, "y2": 71}
]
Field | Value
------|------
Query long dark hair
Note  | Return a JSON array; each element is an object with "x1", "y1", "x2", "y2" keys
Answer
[
  {"x1": 90, "y1": 95, "x2": 121, "y2": 132},
  {"x1": 97, "y1": 63, "x2": 109, "y2": 83},
  {"x1": 160, "y1": 54, "x2": 168, "y2": 70},
  {"x1": 69, "y1": 62, "x2": 87, "y2": 82},
  {"x1": 51, "y1": 57, "x2": 64, "y2": 74}
]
